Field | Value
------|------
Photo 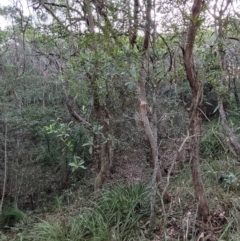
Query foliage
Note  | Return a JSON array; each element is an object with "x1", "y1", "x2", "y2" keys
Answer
[
  {"x1": 97, "y1": 183, "x2": 149, "y2": 226},
  {"x1": 200, "y1": 124, "x2": 226, "y2": 159},
  {"x1": 1, "y1": 0, "x2": 240, "y2": 239},
  {"x1": 69, "y1": 209, "x2": 111, "y2": 241},
  {"x1": 37, "y1": 121, "x2": 89, "y2": 171},
  {"x1": 219, "y1": 172, "x2": 238, "y2": 187},
  {"x1": 0, "y1": 207, "x2": 25, "y2": 229},
  {"x1": 68, "y1": 156, "x2": 86, "y2": 172},
  {"x1": 31, "y1": 183, "x2": 149, "y2": 241},
  {"x1": 33, "y1": 220, "x2": 69, "y2": 241},
  {"x1": 227, "y1": 110, "x2": 240, "y2": 127}
]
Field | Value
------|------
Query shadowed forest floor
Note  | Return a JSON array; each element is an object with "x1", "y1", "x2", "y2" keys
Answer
[{"x1": 2, "y1": 138, "x2": 240, "y2": 241}]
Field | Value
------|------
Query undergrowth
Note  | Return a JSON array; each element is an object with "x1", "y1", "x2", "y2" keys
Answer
[
  {"x1": 0, "y1": 207, "x2": 25, "y2": 229},
  {"x1": 200, "y1": 122, "x2": 226, "y2": 159},
  {"x1": 4, "y1": 116, "x2": 240, "y2": 241},
  {"x1": 27, "y1": 183, "x2": 150, "y2": 241}
]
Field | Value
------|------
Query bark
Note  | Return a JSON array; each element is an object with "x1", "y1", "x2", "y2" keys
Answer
[
  {"x1": 94, "y1": 128, "x2": 108, "y2": 190},
  {"x1": 183, "y1": 0, "x2": 209, "y2": 220},
  {"x1": 138, "y1": 0, "x2": 171, "y2": 229},
  {"x1": 232, "y1": 77, "x2": 240, "y2": 106},
  {"x1": 83, "y1": 0, "x2": 95, "y2": 33},
  {"x1": 130, "y1": 0, "x2": 139, "y2": 48},
  {"x1": 85, "y1": 1, "x2": 114, "y2": 191},
  {"x1": 0, "y1": 118, "x2": 7, "y2": 214}
]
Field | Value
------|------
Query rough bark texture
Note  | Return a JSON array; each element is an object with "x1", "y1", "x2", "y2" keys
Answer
[
  {"x1": 138, "y1": 0, "x2": 171, "y2": 229},
  {"x1": 84, "y1": 0, "x2": 114, "y2": 191},
  {"x1": 0, "y1": 120, "x2": 7, "y2": 214},
  {"x1": 183, "y1": 0, "x2": 209, "y2": 220},
  {"x1": 129, "y1": 0, "x2": 139, "y2": 48},
  {"x1": 94, "y1": 133, "x2": 108, "y2": 190}
]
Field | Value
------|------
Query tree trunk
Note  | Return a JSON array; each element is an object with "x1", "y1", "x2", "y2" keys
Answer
[
  {"x1": 94, "y1": 138, "x2": 108, "y2": 190},
  {"x1": 83, "y1": 0, "x2": 113, "y2": 191},
  {"x1": 138, "y1": 0, "x2": 171, "y2": 228},
  {"x1": 0, "y1": 116, "x2": 8, "y2": 214},
  {"x1": 189, "y1": 96, "x2": 209, "y2": 220},
  {"x1": 183, "y1": 0, "x2": 209, "y2": 220},
  {"x1": 232, "y1": 77, "x2": 240, "y2": 106}
]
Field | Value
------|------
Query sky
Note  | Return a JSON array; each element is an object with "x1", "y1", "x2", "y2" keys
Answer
[
  {"x1": 0, "y1": 0, "x2": 9, "y2": 28},
  {"x1": 1, "y1": 1, "x2": 13, "y2": 28},
  {"x1": 0, "y1": 0, "x2": 239, "y2": 30},
  {"x1": 0, "y1": 0, "x2": 30, "y2": 29},
  {"x1": 0, "y1": 0, "x2": 10, "y2": 6}
]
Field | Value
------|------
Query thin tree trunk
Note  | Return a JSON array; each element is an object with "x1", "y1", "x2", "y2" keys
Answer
[
  {"x1": 138, "y1": 0, "x2": 171, "y2": 228},
  {"x1": 149, "y1": 88, "x2": 160, "y2": 228},
  {"x1": 183, "y1": 0, "x2": 209, "y2": 220},
  {"x1": 85, "y1": 0, "x2": 113, "y2": 191},
  {"x1": 94, "y1": 138, "x2": 108, "y2": 190},
  {"x1": 189, "y1": 102, "x2": 208, "y2": 220},
  {"x1": 0, "y1": 118, "x2": 8, "y2": 214},
  {"x1": 232, "y1": 77, "x2": 239, "y2": 106}
]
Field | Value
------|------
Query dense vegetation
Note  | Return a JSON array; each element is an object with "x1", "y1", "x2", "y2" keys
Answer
[{"x1": 0, "y1": 0, "x2": 240, "y2": 240}]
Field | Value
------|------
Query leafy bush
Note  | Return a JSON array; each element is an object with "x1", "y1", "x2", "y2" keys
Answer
[
  {"x1": 37, "y1": 121, "x2": 90, "y2": 170},
  {"x1": 219, "y1": 172, "x2": 238, "y2": 187}
]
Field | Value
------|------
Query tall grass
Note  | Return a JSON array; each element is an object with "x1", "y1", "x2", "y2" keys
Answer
[{"x1": 30, "y1": 183, "x2": 150, "y2": 241}]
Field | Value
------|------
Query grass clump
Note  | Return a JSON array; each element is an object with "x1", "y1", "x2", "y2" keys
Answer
[
  {"x1": 0, "y1": 207, "x2": 25, "y2": 229},
  {"x1": 30, "y1": 183, "x2": 149, "y2": 241},
  {"x1": 200, "y1": 124, "x2": 225, "y2": 159},
  {"x1": 69, "y1": 209, "x2": 111, "y2": 241},
  {"x1": 34, "y1": 219, "x2": 69, "y2": 241},
  {"x1": 96, "y1": 183, "x2": 149, "y2": 240}
]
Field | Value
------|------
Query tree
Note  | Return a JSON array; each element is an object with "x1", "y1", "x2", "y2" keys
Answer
[
  {"x1": 182, "y1": 0, "x2": 209, "y2": 220},
  {"x1": 3, "y1": 0, "x2": 240, "y2": 230},
  {"x1": 28, "y1": 0, "x2": 134, "y2": 192},
  {"x1": 133, "y1": 0, "x2": 173, "y2": 227},
  {"x1": 27, "y1": 0, "x2": 212, "y2": 223}
]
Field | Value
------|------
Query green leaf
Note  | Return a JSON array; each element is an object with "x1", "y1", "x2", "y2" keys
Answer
[
  {"x1": 125, "y1": 82, "x2": 135, "y2": 90},
  {"x1": 129, "y1": 68, "x2": 137, "y2": 79}
]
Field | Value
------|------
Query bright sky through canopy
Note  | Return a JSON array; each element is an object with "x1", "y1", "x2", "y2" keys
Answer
[
  {"x1": 0, "y1": 0, "x2": 12, "y2": 28},
  {"x1": 0, "y1": 0, "x2": 29, "y2": 29},
  {"x1": 0, "y1": 0, "x2": 239, "y2": 29}
]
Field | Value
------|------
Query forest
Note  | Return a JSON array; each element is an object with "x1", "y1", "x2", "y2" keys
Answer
[{"x1": 0, "y1": 0, "x2": 240, "y2": 240}]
